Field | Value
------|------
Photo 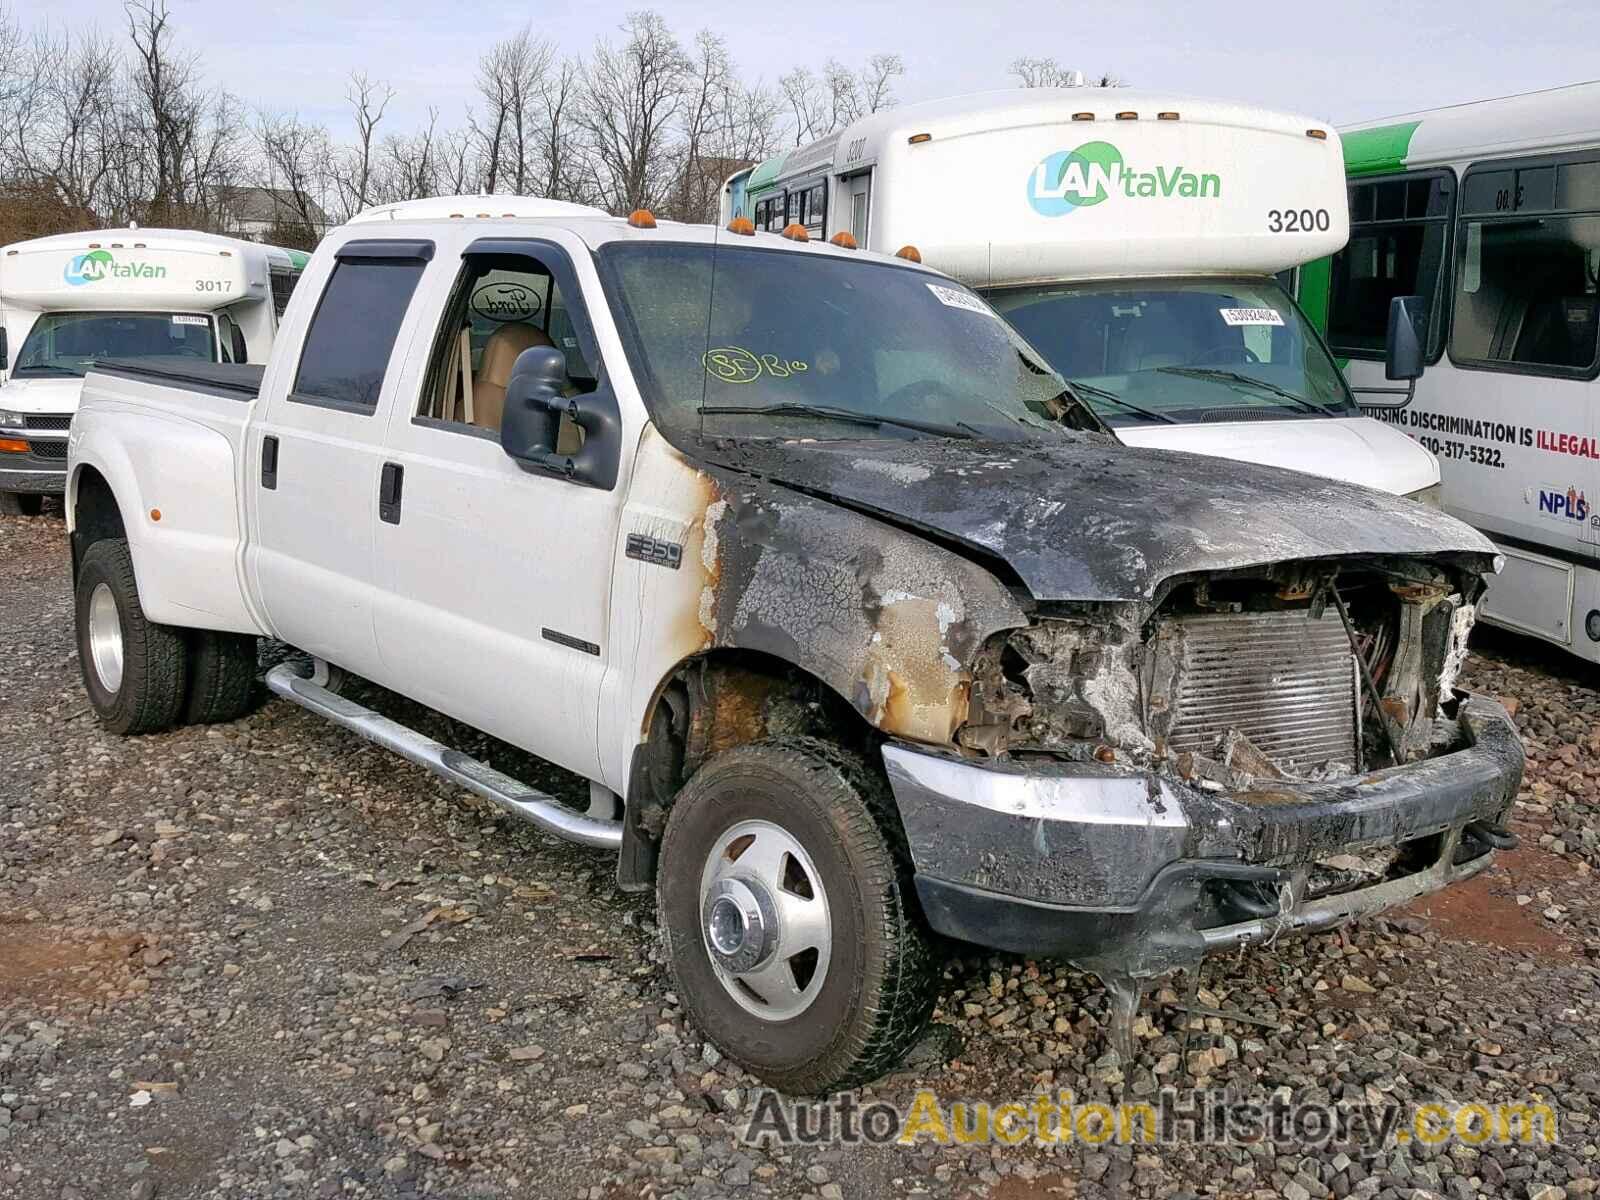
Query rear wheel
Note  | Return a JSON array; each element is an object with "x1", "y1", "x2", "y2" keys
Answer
[
  {"x1": 0, "y1": 491, "x2": 43, "y2": 516},
  {"x1": 184, "y1": 630, "x2": 260, "y2": 724},
  {"x1": 657, "y1": 738, "x2": 939, "y2": 1094},
  {"x1": 74, "y1": 539, "x2": 188, "y2": 734}
]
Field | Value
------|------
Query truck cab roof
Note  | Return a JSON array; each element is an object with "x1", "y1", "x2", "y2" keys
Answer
[{"x1": 340, "y1": 194, "x2": 924, "y2": 266}]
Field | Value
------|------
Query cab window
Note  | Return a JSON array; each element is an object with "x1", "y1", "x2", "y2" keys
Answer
[
  {"x1": 417, "y1": 248, "x2": 596, "y2": 442},
  {"x1": 292, "y1": 250, "x2": 428, "y2": 412}
]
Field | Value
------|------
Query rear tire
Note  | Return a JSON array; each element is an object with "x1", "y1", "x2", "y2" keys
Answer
[
  {"x1": 657, "y1": 737, "x2": 939, "y2": 1095},
  {"x1": 184, "y1": 631, "x2": 259, "y2": 725},
  {"x1": 75, "y1": 539, "x2": 188, "y2": 734},
  {"x1": 0, "y1": 491, "x2": 43, "y2": 516}
]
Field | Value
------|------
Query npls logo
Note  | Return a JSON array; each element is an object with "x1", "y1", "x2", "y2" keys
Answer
[
  {"x1": 63, "y1": 249, "x2": 167, "y2": 286},
  {"x1": 1026, "y1": 140, "x2": 1221, "y2": 217},
  {"x1": 1539, "y1": 485, "x2": 1589, "y2": 523}
]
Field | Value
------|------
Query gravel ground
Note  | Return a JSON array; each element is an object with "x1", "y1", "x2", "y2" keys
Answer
[{"x1": 3, "y1": 504, "x2": 1598, "y2": 1200}]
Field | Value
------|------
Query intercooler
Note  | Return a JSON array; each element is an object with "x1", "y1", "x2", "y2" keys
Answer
[{"x1": 1150, "y1": 610, "x2": 1360, "y2": 775}]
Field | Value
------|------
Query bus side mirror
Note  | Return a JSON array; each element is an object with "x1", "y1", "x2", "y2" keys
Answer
[
  {"x1": 0, "y1": 327, "x2": 7, "y2": 371},
  {"x1": 1385, "y1": 295, "x2": 1425, "y2": 382}
]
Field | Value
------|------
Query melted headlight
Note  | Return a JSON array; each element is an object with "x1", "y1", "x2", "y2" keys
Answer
[{"x1": 960, "y1": 621, "x2": 1111, "y2": 756}]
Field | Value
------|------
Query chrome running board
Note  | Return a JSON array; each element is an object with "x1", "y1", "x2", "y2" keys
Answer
[{"x1": 264, "y1": 664, "x2": 623, "y2": 850}]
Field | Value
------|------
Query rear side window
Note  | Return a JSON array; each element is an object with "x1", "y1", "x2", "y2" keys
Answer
[{"x1": 292, "y1": 256, "x2": 426, "y2": 411}]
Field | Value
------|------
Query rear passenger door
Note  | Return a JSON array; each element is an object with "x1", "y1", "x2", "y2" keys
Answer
[
  {"x1": 247, "y1": 238, "x2": 434, "y2": 681},
  {"x1": 370, "y1": 233, "x2": 624, "y2": 784}
]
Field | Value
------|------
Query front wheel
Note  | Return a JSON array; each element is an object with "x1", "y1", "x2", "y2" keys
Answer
[
  {"x1": 657, "y1": 738, "x2": 939, "y2": 1094},
  {"x1": 75, "y1": 539, "x2": 188, "y2": 734}
]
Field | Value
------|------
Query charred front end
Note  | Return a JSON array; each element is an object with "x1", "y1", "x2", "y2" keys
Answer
[{"x1": 882, "y1": 553, "x2": 1524, "y2": 977}]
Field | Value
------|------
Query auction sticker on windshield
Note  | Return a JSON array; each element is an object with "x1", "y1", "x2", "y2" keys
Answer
[
  {"x1": 1219, "y1": 307, "x2": 1284, "y2": 327},
  {"x1": 927, "y1": 283, "x2": 992, "y2": 316}
]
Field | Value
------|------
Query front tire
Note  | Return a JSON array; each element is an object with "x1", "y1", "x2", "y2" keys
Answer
[
  {"x1": 657, "y1": 738, "x2": 939, "y2": 1094},
  {"x1": 0, "y1": 491, "x2": 43, "y2": 516},
  {"x1": 75, "y1": 539, "x2": 188, "y2": 734}
]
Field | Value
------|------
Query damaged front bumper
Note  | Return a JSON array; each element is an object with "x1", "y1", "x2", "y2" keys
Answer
[{"x1": 881, "y1": 693, "x2": 1523, "y2": 971}]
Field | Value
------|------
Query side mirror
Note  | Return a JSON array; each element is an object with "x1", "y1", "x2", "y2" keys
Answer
[
  {"x1": 231, "y1": 326, "x2": 248, "y2": 364},
  {"x1": 499, "y1": 345, "x2": 622, "y2": 490},
  {"x1": 0, "y1": 326, "x2": 8, "y2": 371},
  {"x1": 1385, "y1": 295, "x2": 1426, "y2": 382}
]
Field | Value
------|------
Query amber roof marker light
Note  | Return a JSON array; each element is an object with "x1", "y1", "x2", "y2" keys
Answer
[
  {"x1": 1157, "y1": 111, "x2": 1180, "y2": 121},
  {"x1": 894, "y1": 245, "x2": 921, "y2": 263},
  {"x1": 627, "y1": 209, "x2": 658, "y2": 229},
  {"x1": 1306, "y1": 128, "x2": 1329, "y2": 140},
  {"x1": 828, "y1": 232, "x2": 858, "y2": 249},
  {"x1": 726, "y1": 216, "x2": 756, "y2": 236},
  {"x1": 781, "y1": 222, "x2": 809, "y2": 242},
  {"x1": 908, "y1": 132, "x2": 932, "y2": 144}
]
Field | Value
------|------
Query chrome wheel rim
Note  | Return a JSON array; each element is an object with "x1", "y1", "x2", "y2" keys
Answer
[
  {"x1": 87, "y1": 582, "x2": 124, "y2": 695},
  {"x1": 698, "y1": 818, "x2": 832, "y2": 1021}
]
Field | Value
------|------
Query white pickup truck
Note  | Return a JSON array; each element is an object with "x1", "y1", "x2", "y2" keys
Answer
[{"x1": 68, "y1": 196, "x2": 1523, "y2": 1092}]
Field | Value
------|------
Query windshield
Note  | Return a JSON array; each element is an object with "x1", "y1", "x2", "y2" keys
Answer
[
  {"x1": 13, "y1": 311, "x2": 218, "y2": 378},
  {"x1": 598, "y1": 242, "x2": 1101, "y2": 442},
  {"x1": 983, "y1": 279, "x2": 1356, "y2": 428}
]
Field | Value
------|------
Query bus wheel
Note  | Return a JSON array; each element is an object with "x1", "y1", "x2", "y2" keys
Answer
[
  {"x1": 0, "y1": 491, "x2": 43, "y2": 516},
  {"x1": 656, "y1": 738, "x2": 939, "y2": 1094}
]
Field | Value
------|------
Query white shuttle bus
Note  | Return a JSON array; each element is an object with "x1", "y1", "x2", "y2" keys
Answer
[
  {"x1": 720, "y1": 89, "x2": 1440, "y2": 499},
  {"x1": 1298, "y1": 84, "x2": 1600, "y2": 662},
  {"x1": 0, "y1": 228, "x2": 307, "y2": 513}
]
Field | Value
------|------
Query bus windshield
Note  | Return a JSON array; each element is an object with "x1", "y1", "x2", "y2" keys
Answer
[
  {"x1": 984, "y1": 279, "x2": 1357, "y2": 428},
  {"x1": 13, "y1": 311, "x2": 217, "y2": 378},
  {"x1": 598, "y1": 242, "x2": 1101, "y2": 443}
]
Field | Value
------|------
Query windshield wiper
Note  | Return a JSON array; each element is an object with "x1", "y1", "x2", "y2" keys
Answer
[
  {"x1": 696, "y1": 402, "x2": 977, "y2": 439},
  {"x1": 1154, "y1": 367, "x2": 1328, "y2": 416},
  {"x1": 1062, "y1": 379, "x2": 1182, "y2": 425},
  {"x1": 14, "y1": 364, "x2": 80, "y2": 376}
]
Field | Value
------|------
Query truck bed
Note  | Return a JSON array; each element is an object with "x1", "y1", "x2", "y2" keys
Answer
[{"x1": 91, "y1": 357, "x2": 265, "y2": 401}]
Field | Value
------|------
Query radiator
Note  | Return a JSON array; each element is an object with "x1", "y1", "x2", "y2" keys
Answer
[{"x1": 1155, "y1": 610, "x2": 1359, "y2": 774}]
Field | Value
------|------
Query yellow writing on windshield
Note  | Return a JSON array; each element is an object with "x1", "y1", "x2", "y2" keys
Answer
[{"x1": 703, "y1": 346, "x2": 809, "y2": 385}]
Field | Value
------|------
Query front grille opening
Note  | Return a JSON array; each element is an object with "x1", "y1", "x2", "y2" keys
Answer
[{"x1": 1152, "y1": 609, "x2": 1360, "y2": 776}]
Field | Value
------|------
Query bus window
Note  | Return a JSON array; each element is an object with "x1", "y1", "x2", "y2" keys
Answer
[
  {"x1": 1450, "y1": 154, "x2": 1600, "y2": 377},
  {"x1": 1327, "y1": 173, "x2": 1454, "y2": 360}
]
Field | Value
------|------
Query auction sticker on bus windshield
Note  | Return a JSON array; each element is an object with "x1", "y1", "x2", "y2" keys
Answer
[
  {"x1": 1219, "y1": 307, "x2": 1284, "y2": 327},
  {"x1": 927, "y1": 283, "x2": 991, "y2": 316}
]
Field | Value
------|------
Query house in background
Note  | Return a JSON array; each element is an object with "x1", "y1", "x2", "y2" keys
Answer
[{"x1": 216, "y1": 186, "x2": 331, "y2": 249}]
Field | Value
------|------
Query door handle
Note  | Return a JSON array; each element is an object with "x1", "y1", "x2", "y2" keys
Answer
[
  {"x1": 379, "y1": 461, "x2": 404, "y2": 524},
  {"x1": 260, "y1": 435, "x2": 278, "y2": 489}
]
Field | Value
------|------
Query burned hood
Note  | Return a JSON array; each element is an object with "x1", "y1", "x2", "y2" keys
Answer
[{"x1": 691, "y1": 433, "x2": 1496, "y2": 604}]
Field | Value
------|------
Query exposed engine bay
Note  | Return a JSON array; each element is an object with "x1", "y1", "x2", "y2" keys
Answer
[{"x1": 959, "y1": 555, "x2": 1484, "y2": 790}]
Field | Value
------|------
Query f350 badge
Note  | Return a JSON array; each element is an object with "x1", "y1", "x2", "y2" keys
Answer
[{"x1": 626, "y1": 533, "x2": 683, "y2": 570}]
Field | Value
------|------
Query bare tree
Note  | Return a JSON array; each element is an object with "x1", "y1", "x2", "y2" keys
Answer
[
  {"x1": 1009, "y1": 56, "x2": 1124, "y2": 88},
  {"x1": 579, "y1": 11, "x2": 688, "y2": 213},
  {"x1": 534, "y1": 56, "x2": 587, "y2": 201},
  {"x1": 124, "y1": 0, "x2": 242, "y2": 224},
  {"x1": 779, "y1": 54, "x2": 901, "y2": 145},
  {"x1": 330, "y1": 71, "x2": 393, "y2": 219},
  {"x1": 254, "y1": 109, "x2": 332, "y2": 247},
  {"x1": 470, "y1": 26, "x2": 553, "y2": 194}
]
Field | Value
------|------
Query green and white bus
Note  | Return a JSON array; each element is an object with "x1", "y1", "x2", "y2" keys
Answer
[{"x1": 1303, "y1": 82, "x2": 1600, "y2": 662}]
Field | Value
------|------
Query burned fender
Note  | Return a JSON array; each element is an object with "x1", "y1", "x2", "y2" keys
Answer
[{"x1": 694, "y1": 465, "x2": 1026, "y2": 743}]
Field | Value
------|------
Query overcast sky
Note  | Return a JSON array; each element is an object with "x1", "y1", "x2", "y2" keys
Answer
[{"x1": 33, "y1": 0, "x2": 1600, "y2": 140}]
